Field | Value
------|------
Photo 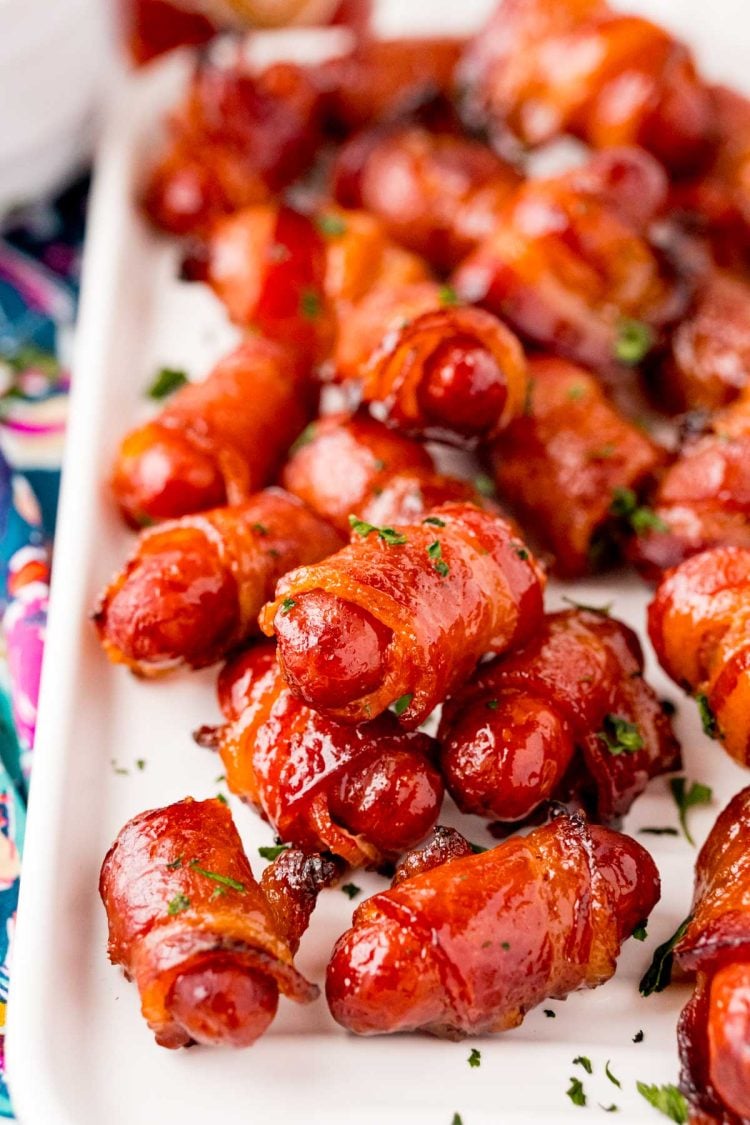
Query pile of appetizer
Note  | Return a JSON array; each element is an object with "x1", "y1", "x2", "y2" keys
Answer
[{"x1": 95, "y1": 2, "x2": 750, "y2": 1121}]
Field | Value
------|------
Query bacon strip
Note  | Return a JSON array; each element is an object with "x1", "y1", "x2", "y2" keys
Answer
[
  {"x1": 94, "y1": 489, "x2": 343, "y2": 675},
  {"x1": 439, "y1": 608, "x2": 680, "y2": 824},
  {"x1": 326, "y1": 814, "x2": 659, "y2": 1037},
  {"x1": 100, "y1": 798, "x2": 333, "y2": 1049}
]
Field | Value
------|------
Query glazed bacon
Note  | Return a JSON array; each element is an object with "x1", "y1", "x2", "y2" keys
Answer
[
  {"x1": 326, "y1": 814, "x2": 660, "y2": 1037},
  {"x1": 439, "y1": 609, "x2": 680, "y2": 825},
  {"x1": 94, "y1": 489, "x2": 343, "y2": 675},
  {"x1": 198, "y1": 642, "x2": 444, "y2": 867},
  {"x1": 112, "y1": 339, "x2": 313, "y2": 528},
  {"x1": 314, "y1": 36, "x2": 465, "y2": 133},
  {"x1": 673, "y1": 786, "x2": 750, "y2": 1124},
  {"x1": 206, "y1": 205, "x2": 529, "y2": 443},
  {"x1": 100, "y1": 798, "x2": 336, "y2": 1049},
  {"x1": 281, "y1": 412, "x2": 479, "y2": 534},
  {"x1": 489, "y1": 355, "x2": 665, "y2": 576},
  {"x1": 458, "y1": 0, "x2": 714, "y2": 174},
  {"x1": 332, "y1": 125, "x2": 521, "y2": 271},
  {"x1": 660, "y1": 271, "x2": 750, "y2": 413},
  {"x1": 453, "y1": 148, "x2": 687, "y2": 375},
  {"x1": 143, "y1": 51, "x2": 322, "y2": 235},
  {"x1": 631, "y1": 390, "x2": 750, "y2": 579},
  {"x1": 648, "y1": 546, "x2": 750, "y2": 766},
  {"x1": 260, "y1": 502, "x2": 545, "y2": 727}
]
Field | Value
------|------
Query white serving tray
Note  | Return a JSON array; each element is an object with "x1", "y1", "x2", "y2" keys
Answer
[{"x1": 7, "y1": 3, "x2": 750, "y2": 1122}]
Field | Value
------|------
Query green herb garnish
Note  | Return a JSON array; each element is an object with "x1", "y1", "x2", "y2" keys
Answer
[
  {"x1": 596, "y1": 714, "x2": 644, "y2": 756},
  {"x1": 258, "y1": 844, "x2": 289, "y2": 861},
  {"x1": 635, "y1": 1083, "x2": 688, "y2": 1123},
  {"x1": 605, "y1": 1061, "x2": 621, "y2": 1088},
  {"x1": 167, "y1": 893, "x2": 190, "y2": 916},
  {"x1": 633, "y1": 1030, "x2": 644, "y2": 1043},
  {"x1": 467, "y1": 1048, "x2": 481, "y2": 1068},
  {"x1": 252, "y1": 522, "x2": 269, "y2": 536},
  {"x1": 135, "y1": 758, "x2": 146, "y2": 771},
  {"x1": 567, "y1": 384, "x2": 587, "y2": 402},
  {"x1": 561, "y1": 596, "x2": 612, "y2": 617},
  {"x1": 639, "y1": 827, "x2": 679, "y2": 837},
  {"x1": 166, "y1": 855, "x2": 183, "y2": 870},
  {"x1": 348, "y1": 515, "x2": 407, "y2": 546},
  {"x1": 147, "y1": 367, "x2": 188, "y2": 400},
  {"x1": 392, "y1": 694, "x2": 413, "y2": 717},
  {"x1": 474, "y1": 473, "x2": 495, "y2": 498},
  {"x1": 615, "y1": 319, "x2": 654, "y2": 366},
  {"x1": 589, "y1": 443, "x2": 616, "y2": 461},
  {"x1": 670, "y1": 778, "x2": 712, "y2": 845},
  {"x1": 544, "y1": 1009, "x2": 556, "y2": 1018},
  {"x1": 300, "y1": 288, "x2": 322, "y2": 320},
  {"x1": 632, "y1": 921, "x2": 648, "y2": 941},
  {"x1": 695, "y1": 693, "x2": 720, "y2": 740},
  {"x1": 439, "y1": 284, "x2": 459, "y2": 306},
  {"x1": 423, "y1": 516, "x2": 446, "y2": 528},
  {"x1": 427, "y1": 540, "x2": 449, "y2": 577},
  {"x1": 599, "y1": 1105, "x2": 619, "y2": 1114},
  {"x1": 567, "y1": 1077, "x2": 587, "y2": 1107},
  {"x1": 189, "y1": 861, "x2": 245, "y2": 893},
  {"x1": 610, "y1": 487, "x2": 669, "y2": 535},
  {"x1": 315, "y1": 213, "x2": 347, "y2": 238},
  {"x1": 341, "y1": 883, "x2": 361, "y2": 900},
  {"x1": 573, "y1": 1056, "x2": 593, "y2": 1075},
  {"x1": 640, "y1": 914, "x2": 693, "y2": 996},
  {"x1": 216, "y1": 792, "x2": 228, "y2": 806},
  {"x1": 486, "y1": 699, "x2": 499, "y2": 711},
  {"x1": 279, "y1": 597, "x2": 296, "y2": 616}
]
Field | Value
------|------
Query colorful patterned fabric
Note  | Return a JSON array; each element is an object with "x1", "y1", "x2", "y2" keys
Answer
[{"x1": 0, "y1": 176, "x2": 87, "y2": 1117}]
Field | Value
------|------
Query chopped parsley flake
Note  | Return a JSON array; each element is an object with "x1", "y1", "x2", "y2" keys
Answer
[
  {"x1": 596, "y1": 714, "x2": 644, "y2": 756},
  {"x1": 423, "y1": 516, "x2": 446, "y2": 528},
  {"x1": 635, "y1": 1083, "x2": 688, "y2": 1123},
  {"x1": 167, "y1": 893, "x2": 190, "y2": 916},
  {"x1": 639, "y1": 827, "x2": 679, "y2": 837},
  {"x1": 252, "y1": 522, "x2": 269, "y2": 536},
  {"x1": 615, "y1": 319, "x2": 654, "y2": 366},
  {"x1": 135, "y1": 758, "x2": 146, "y2": 771},
  {"x1": 216, "y1": 792, "x2": 228, "y2": 806},
  {"x1": 633, "y1": 1030, "x2": 644, "y2": 1043},
  {"x1": 660, "y1": 699, "x2": 677, "y2": 717},
  {"x1": 315, "y1": 213, "x2": 347, "y2": 237},
  {"x1": 439, "y1": 284, "x2": 459, "y2": 306},
  {"x1": 609, "y1": 487, "x2": 669, "y2": 536},
  {"x1": 695, "y1": 693, "x2": 720, "y2": 740},
  {"x1": 589, "y1": 443, "x2": 616, "y2": 461},
  {"x1": 166, "y1": 855, "x2": 183, "y2": 870},
  {"x1": 544, "y1": 1009, "x2": 556, "y2": 1018},
  {"x1": 599, "y1": 1105, "x2": 619, "y2": 1114},
  {"x1": 147, "y1": 367, "x2": 188, "y2": 400},
  {"x1": 451, "y1": 1116, "x2": 464, "y2": 1125},
  {"x1": 567, "y1": 1077, "x2": 587, "y2": 1107},
  {"x1": 640, "y1": 914, "x2": 693, "y2": 996},
  {"x1": 513, "y1": 544, "x2": 529, "y2": 560},
  {"x1": 348, "y1": 515, "x2": 407, "y2": 546},
  {"x1": 605, "y1": 1061, "x2": 621, "y2": 1088},
  {"x1": 300, "y1": 288, "x2": 322, "y2": 320},
  {"x1": 561, "y1": 596, "x2": 612, "y2": 617},
  {"x1": 258, "y1": 844, "x2": 289, "y2": 861},
  {"x1": 474, "y1": 473, "x2": 495, "y2": 498},
  {"x1": 486, "y1": 699, "x2": 500, "y2": 711},
  {"x1": 189, "y1": 861, "x2": 245, "y2": 893},
  {"x1": 290, "y1": 423, "x2": 316, "y2": 454},
  {"x1": 467, "y1": 1048, "x2": 481, "y2": 1068},
  {"x1": 632, "y1": 921, "x2": 648, "y2": 941},
  {"x1": 392, "y1": 694, "x2": 413, "y2": 717},
  {"x1": 427, "y1": 540, "x2": 450, "y2": 577},
  {"x1": 573, "y1": 1056, "x2": 593, "y2": 1075},
  {"x1": 341, "y1": 883, "x2": 361, "y2": 900},
  {"x1": 670, "y1": 778, "x2": 712, "y2": 845},
  {"x1": 567, "y1": 383, "x2": 587, "y2": 401},
  {"x1": 280, "y1": 597, "x2": 296, "y2": 616}
]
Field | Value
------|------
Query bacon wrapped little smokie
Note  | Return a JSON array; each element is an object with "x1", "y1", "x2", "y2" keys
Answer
[
  {"x1": 457, "y1": 0, "x2": 715, "y2": 175},
  {"x1": 648, "y1": 546, "x2": 750, "y2": 766},
  {"x1": 197, "y1": 642, "x2": 444, "y2": 867},
  {"x1": 206, "y1": 205, "x2": 529, "y2": 443},
  {"x1": 94, "y1": 489, "x2": 343, "y2": 675},
  {"x1": 489, "y1": 355, "x2": 665, "y2": 577},
  {"x1": 658, "y1": 271, "x2": 750, "y2": 414},
  {"x1": 671, "y1": 786, "x2": 750, "y2": 1124},
  {"x1": 439, "y1": 608, "x2": 680, "y2": 825},
  {"x1": 143, "y1": 53, "x2": 322, "y2": 236},
  {"x1": 326, "y1": 813, "x2": 659, "y2": 1037},
  {"x1": 100, "y1": 797, "x2": 337, "y2": 1049},
  {"x1": 332, "y1": 125, "x2": 521, "y2": 272},
  {"x1": 454, "y1": 148, "x2": 690, "y2": 375},
  {"x1": 261, "y1": 501, "x2": 545, "y2": 727},
  {"x1": 631, "y1": 390, "x2": 750, "y2": 579},
  {"x1": 281, "y1": 413, "x2": 479, "y2": 534},
  {"x1": 313, "y1": 37, "x2": 465, "y2": 134},
  {"x1": 669, "y1": 86, "x2": 750, "y2": 270},
  {"x1": 112, "y1": 339, "x2": 314, "y2": 528}
]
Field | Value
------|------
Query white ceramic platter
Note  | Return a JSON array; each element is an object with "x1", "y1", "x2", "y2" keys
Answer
[{"x1": 7, "y1": 2, "x2": 750, "y2": 1122}]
